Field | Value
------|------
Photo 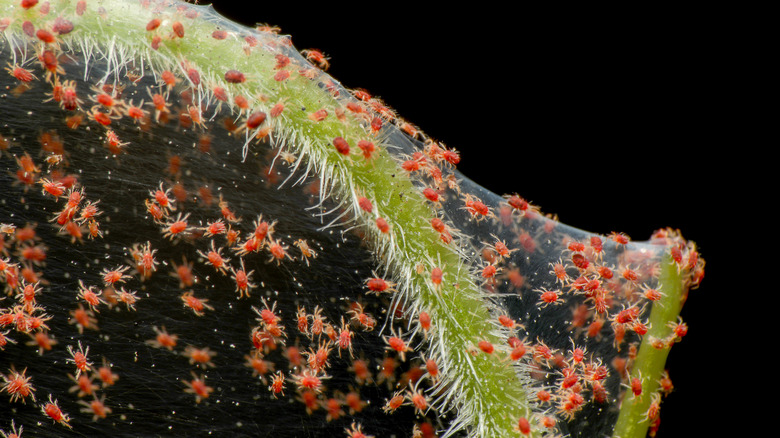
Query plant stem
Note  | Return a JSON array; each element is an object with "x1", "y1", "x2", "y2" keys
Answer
[{"x1": 611, "y1": 251, "x2": 684, "y2": 438}]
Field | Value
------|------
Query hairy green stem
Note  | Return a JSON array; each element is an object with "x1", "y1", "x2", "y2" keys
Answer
[{"x1": 612, "y1": 252, "x2": 684, "y2": 438}]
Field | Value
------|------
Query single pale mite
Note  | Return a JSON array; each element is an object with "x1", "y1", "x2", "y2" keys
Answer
[{"x1": 0, "y1": 1, "x2": 704, "y2": 437}]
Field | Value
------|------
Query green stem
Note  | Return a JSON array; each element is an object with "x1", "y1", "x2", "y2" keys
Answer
[{"x1": 611, "y1": 252, "x2": 684, "y2": 438}]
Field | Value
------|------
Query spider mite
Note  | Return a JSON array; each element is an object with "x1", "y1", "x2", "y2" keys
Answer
[
  {"x1": 94, "y1": 357, "x2": 119, "y2": 387},
  {"x1": 171, "y1": 21, "x2": 185, "y2": 39},
  {"x1": 365, "y1": 273, "x2": 397, "y2": 295},
  {"x1": 1, "y1": 366, "x2": 36, "y2": 403},
  {"x1": 332, "y1": 136, "x2": 350, "y2": 156},
  {"x1": 405, "y1": 381, "x2": 430, "y2": 416},
  {"x1": 309, "y1": 305, "x2": 327, "y2": 338},
  {"x1": 382, "y1": 389, "x2": 405, "y2": 414},
  {"x1": 269, "y1": 370, "x2": 285, "y2": 398},
  {"x1": 146, "y1": 325, "x2": 178, "y2": 350},
  {"x1": 129, "y1": 241, "x2": 158, "y2": 280},
  {"x1": 67, "y1": 341, "x2": 93, "y2": 378},
  {"x1": 357, "y1": 139, "x2": 377, "y2": 161},
  {"x1": 42, "y1": 394, "x2": 72, "y2": 428},
  {"x1": 336, "y1": 317, "x2": 355, "y2": 358},
  {"x1": 218, "y1": 194, "x2": 240, "y2": 223},
  {"x1": 308, "y1": 108, "x2": 328, "y2": 122},
  {"x1": 301, "y1": 48, "x2": 330, "y2": 70},
  {"x1": 515, "y1": 417, "x2": 531, "y2": 435},
  {"x1": 78, "y1": 394, "x2": 112, "y2": 421},
  {"x1": 302, "y1": 340, "x2": 331, "y2": 373},
  {"x1": 116, "y1": 287, "x2": 139, "y2": 310},
  {"x1": 347, "y1": 302, "x2": 376, "y2": 332},
  {"x1": 77, "y1": 280, "x2": 106, "y2": 312},
  {"x1": 224, "y1": 69, "x2": 246, "y2": 84},
  {"x1": 375, "y1": 217, "x2": 390, "y2": 234},
  {"x1": 180, "y1": 291, "x2": 214, "y2": 316},
  {"x1": 383, "y1": 327, "x2": 411, "y2": 361},
  {"x1": 183, "y1": 345, "x2": 217, "y2": 369},
  {"x1": 162, "y1": 212, "x2": 191, "y2": 240},
  {"x1": 183, "y1": 372, "x2": 213, "y2": 404},
  {"x1": 267, "y1": 238, "x2": 293, "y2": 264},
  {"x1": 230, "y1": 258, "x2": 254, "y2": 297},
  {"x1": 291, "y1": 368, "x2": 329, "y2": 394},
  {"x1": 101, "y1": 265, "x2": 132, "y2": 287},
  {"x1": 296, "y1": 305, "x2": 310, "y2": 335},
  {"x1": 245, "y1": 350, "x2": 275, "y2": 382},
  {"x1": 197, "y1": 240, "x2": 231, "y2": 275},
  {"x1": 6, "y1": 63, "x2": 37, "y2": 83},
  {"x1": 254, "y1": 297, "x2": 281, "y2": 326},
  {"x1": 462, "y1": 193, "x2": 492, "y2": 220},
  {"x1": 293, "y1": 239, "x2": 318, "y2": 266},
  {"x1": 27, "y1": 330, "x2": 56, "y2": 355}
]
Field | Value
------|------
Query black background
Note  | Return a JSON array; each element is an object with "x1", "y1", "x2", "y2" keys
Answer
[{"x1": 205, "y1": 2, "x2": 729, "y2": 436}]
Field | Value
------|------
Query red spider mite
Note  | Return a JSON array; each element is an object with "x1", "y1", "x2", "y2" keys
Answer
[
  {"x1": 229, "y1": 259, "x2": 254, "y2": 299},
  {"x1": 162, "y1": 212, "x2": 191, "y2": 240},
  {"x1": 332, "y1": 137, "x2": 350, "y2": 156},
  {"x1": 172, "y1": 21, "x2": 185, "y2": 38},
  {"x1": 308, "y1": 108, "x2": 328, "y2": 122},
  {"x1": 39, "y1": 178, "x2": 65, "y2": 197},
  {"x1": 186, "y1": 67, "x2": 201, "y2": 86},
  {"x1": 225, "y1": 69, "x2": 246, "y2": 84},
  {"x1": 498, "y1": 314, "x2": 516, "y2": 329},
  {"x1": 538, "y1": 289, "x2": 562, "y2": 307},
  {"x1": 296, "y1": 306, "x2": 310, "y2": 335},
  {"x1": 405, "y1": 383, "x2": 429, "y2": 415},
  {"x1": 609, "y1": 232, "x2": 630, "y2": 246},
  {"x1": 481, "y1": 263, "x2": 498, "y2": 280},
  {"x1": 269, "y1": 371, "x2": 285, "y2": 398},
  {"x1": 430, "y1": 266, "x2": 445, "y2": 286},
  {"x1": 6, "y1": 64, "x2": 36, "y2": 83},
  {"x1": 67, "y1": 341, "x2": 92, "y2": 378},
  {"x1": 212, "y1": 29, "x2": 228, "y2": 40},
  {"x1": 477, "y1": 340, "x2": 494, "y2": 354},
  {"x1": 79, "y1": 394, "x2": 112, "y2": 421},
  {"x1": 375, "y1": 217, "x2": 390, "y2": 233},
  {"x1": 270, "y1": 100, "x2": 286, "y2": 117},
  {"x1": 146, "y1": 325, "x2": 178, "y2": 350},
  {"x1": 197, "y1": 240, "x2": 231, "y2": 274},
  {"x1": 384, "y1": 328, "x2": 411, "y2": 361},
  {"x1": 301, "y1": 48, "x2": 330, "y2": 70},
  {"x1": 516, "y1": 417, "x2": 531, "y2": 435},
  {"x1": 234, "y1": 94, "x2": 249, "y2": 110},
  {"x1": 183, "y1": 373, "x2": 213, "y2": 403},
  {"x1": 42, "y1": 395, "x2": 72, "y2": 428},
  {"x1": 273, "y1": 69, "x2": 290, "y2": 82},
  {"x1": 1, "y1": 366, "x2": 36, "y2": 403},
  {"x1": 146, "y1": 18, "x2": 161, "y2": 31},
  {"x1": 245, "y1": 111, "x2": 267, "y2": 131},
  {"x1": 183, "y1": 345, "x2": 217, "y2": 369},
  {"x1": 101, "y1": 265, "x2": 131, "y2": 286},
  {"x1": 267, "y1": 239, "x2": 292, "y2": 264},
  {"x1": 357, "y1": 140, "x2": 376, "y2": 160},
  {"x1": 255, "y1": 297, "x2": 281, "y2": 326},
  {"x1": 77, "y1": 280, "x2": 106, "y2": 312},
  {"x1": 357, "y1": 196, "x2": 373, "y2": 213},
  {"x1": 292, "y1": 368, "x2": 328, "y2": 394},
  {"x1": 22, "y1": 20, "x2": 35, "y2": 38},
  {"x1": 21, "y1": 0, "x2": 39, "y2": 9},
  {"x1": 571, "y1": 253, "x2": 589, "y2": 270},
  {"x1": 180, "y1": 291, "x2": 213, "y2": 316},
  {"x1": 365, "y1": 275, "x2": 396, "y2": 294},
  {"x1": 337, "y1": 317, "x2": 354, "y2": 358}
]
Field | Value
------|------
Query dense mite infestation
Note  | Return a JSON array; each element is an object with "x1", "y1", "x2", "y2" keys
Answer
[{"x1": 0, "y1": 1, "x2": 704, "y2": 437}]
